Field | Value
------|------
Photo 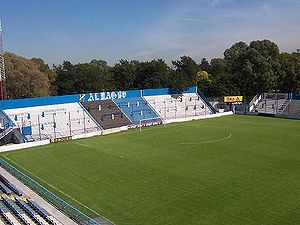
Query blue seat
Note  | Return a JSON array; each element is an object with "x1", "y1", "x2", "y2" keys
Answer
[
  {"x1": 0, "y1": 175, "x2": 22, "y2": 196},
  {"x1": 114, "y1": 97, "x2": 161, "y2": 124},
  {"x1": 16, "y1": 199, "x2": 44, "y2": 225},
  {"x1": 28, "y1": 200, "x2": 49, "y2": 218},
  {"x1": 0, "y1": 183, "x2": 12, "y2": 195}
]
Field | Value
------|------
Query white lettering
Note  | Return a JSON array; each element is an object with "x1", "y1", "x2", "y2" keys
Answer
[
  {"x1": 117, "y1": 91, "x2": 122, "y2": 99},
  {"x1": 79, "y1": 94, "x2": 85, "y2": 101},
  {"x1": 111, "y1": 91, "x2": 117, "y2": 99},
  {"x1": 94, "y1": 93, "x2": 100, "y2": 101},
  {"x1": 100, "y1": 92, "x2": 106, "y2": 100},
  {"x1": 88, "y1": 93, "x2": 94, "y2": 102}
]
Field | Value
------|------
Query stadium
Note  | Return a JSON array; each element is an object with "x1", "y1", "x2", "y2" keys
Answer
[
  {"x1": 0, "y1": 1, "x2": 300, "y2": 225},
  {"x1": 0, "y1": 86, "x2": 299, "y2": 225}
]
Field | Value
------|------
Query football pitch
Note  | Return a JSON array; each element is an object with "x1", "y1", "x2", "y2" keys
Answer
[{"x1": 1, "y1": 115, "x2": 300, "y2": 225}]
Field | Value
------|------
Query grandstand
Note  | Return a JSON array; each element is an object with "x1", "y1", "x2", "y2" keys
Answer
[
  {"x1": 0, "y1": 172, "x2": 64, "y2": 225},
  {"x1": 249, "y1": 92, "x2": 300, "y2": 117},
  {"x1": 144, "y1": 93, "x2": 211, "y2": 120},
  {"x1": 4, "y1": 103, "x2": 100, "y2": 141},
  {"x1": 0, "y1": 86, "x2": 214, "y2": 146},
  {"x1": 113, "y1": 96, "x2": 161, "y2": 125},
  {"x1": 81, "y1": 100, "x2": 132, "y2": 129},
  {"x1": 281, "y1": 99, "x2": 300, "y2": 116},
  {"x1": 251, "y1": 93, "x2": 289, "y2": 114}
]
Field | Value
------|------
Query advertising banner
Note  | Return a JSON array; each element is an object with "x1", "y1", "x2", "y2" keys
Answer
[{"x1": 224, "y1": 96, "x2": 243, "y2": 103}]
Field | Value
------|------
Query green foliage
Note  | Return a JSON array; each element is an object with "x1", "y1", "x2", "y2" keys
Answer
[
  {"x1": 277, "y1": 53, "x2": 300, "y2": 92},
  {"x1": 55, "y1": 60, "x2": 115, "y2": 95},
  {"x1": 135, "y1": 59, "x2": 170, "y2": 89},
  {"x1": 31, "y1": 57, "x2": 57, "y2": 95},
  {"x1": 2, "y1": 116, "x2": 300, "y2": 225},
  {"x1": 196, "y1": 70, "x2": 211, "y2": 93},
  {"x1": 170, "y1": 56, "x2": 199, "y2": 91},
  {"x1": 4, "y1": 53, "x2": 50, "y2": 99},
  {"x1": 4, "y1": 39, "x2": 300, "y2": 100},
  {"x1": 112, "y1": 59, "x2": 138, "y2": 90}
]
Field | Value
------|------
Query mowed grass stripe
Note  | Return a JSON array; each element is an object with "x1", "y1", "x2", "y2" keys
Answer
[{"x1": 2, "y1": 115, "x2": 300, "y2": 225}]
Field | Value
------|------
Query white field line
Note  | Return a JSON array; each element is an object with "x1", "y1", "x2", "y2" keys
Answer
[
  {"x1": 180, "y1": 133, "x2": 232, "y2": 145},
  {"x1": 3, "y1": 157, "x2": 115, "y2": 224}
]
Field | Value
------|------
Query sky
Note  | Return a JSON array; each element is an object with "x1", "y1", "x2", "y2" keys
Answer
[{"x1": 0, "y1": 0, "x2": 299, "y2": 65}]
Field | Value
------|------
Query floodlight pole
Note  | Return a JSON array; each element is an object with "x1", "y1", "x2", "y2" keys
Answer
[{"x1": 0, "y1": 19, "x2": 7, "y2": 100}]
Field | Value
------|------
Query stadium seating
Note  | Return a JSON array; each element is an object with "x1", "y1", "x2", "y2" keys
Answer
[
  {"x1": 281, "y1": 100, "x2": 300, "y2": 116},
  {"x1": 16, "y1": 199, "x2": 53, "y2": 225},
  {"x1": 0, "y1": 175, "x2": 22, "y2": 196},
  {"x1": 3, "y1": 103, "x2": 101, "y2": 141},
  {"x1": 0, "y1": 171, "x2": 63, "y2": 225},
  {"x1": 81, "y1": 100, "x2": 132, "y2": 129},
  {"x1": 113, "y1": 97, "x2": 161, "y2": 125},
  {"x1": 0, "y1": 201, "x2": 20, "y2": 225},
  {"x1": 144, "y1": 93, "x2": 212, "y2": 120},
  {"x1": 2, "y1": 197, "x2": 36, "y2": 225},
  {"x1": 0, "y1": 195, "x2": 62, "y2": 225},
  {"x1": 0, "y1": 87, "x2": 216, "y2": 144},
  {"x1": 0, "y1": 183, "x2": 12, "y2": 195},
  {"x1": 27, "y1": 200, "x2": 62, "y2": 225},
  {"x1": 253, "y1": 98, "x2": 289, "y2": 114}
]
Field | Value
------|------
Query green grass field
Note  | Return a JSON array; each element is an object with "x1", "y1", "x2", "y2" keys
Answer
[{"x1": 1, "y1": 115, "x2": 300, "y2": 225}]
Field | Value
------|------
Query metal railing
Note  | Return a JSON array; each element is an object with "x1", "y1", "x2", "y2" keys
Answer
[
  {"x1": 0, "y1": 157, "x2": 101, "y2": 225},
  {"x1": 0, "y1": 126, "x2": 14, "y2": 140}
]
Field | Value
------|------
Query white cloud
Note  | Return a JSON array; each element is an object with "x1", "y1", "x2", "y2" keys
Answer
[
  {"x1": 210, "y1": 0, "x2": 232, "y2": 5},
  {"x1": 133, "y1": 0, "x2": 300, "y2": 63}
]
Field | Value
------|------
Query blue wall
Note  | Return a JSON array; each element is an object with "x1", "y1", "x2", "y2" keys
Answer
[
  {"x1": 292, "y1": 93, "x2": 300, "y2": 100},
  {"x1": 142, "y1": 87, "x2": 197, "y2": 96},
  {"x1": 79, "y1": 89, "x2": 142, "y2": 102},
  {"x1": 0, "y1": 95, "x2": 79, "y2": 110}
]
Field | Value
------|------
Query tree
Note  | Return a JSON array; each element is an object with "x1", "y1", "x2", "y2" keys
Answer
[
  {"x1": 199, "y1": 58, "x2": 210, "y2": 72},
  {"x1": 55, "y1": 61, "x2": 77, "y2": 95},
  {"x1": 4, "y1": 52, "x2": 50, "y2": 99},
  {"x1": 31, "y1": 58, "x2": 57, "y2": 95},
  {"x1": 223, "y1": 41, "x2": 278, "y2": 101},
  {"x1": 249, "y1": 40, "x2": 280, "y2": 60},
  {"x1": 55, "y1": 60, "x2": 115, "y2": 95},
  {"x1": 135, "y1": 59, "x2": 170, "y2": 89},
  {"x1": 112, "y1": 60, "x2": 138, "y2": 90},
  {"x1": 170, "y1": 56, "x2": 199, "y2": 91},
  {"x1": 224, "y1": 41, "x2": 249, "y2": 64},
  {"x1": 278, "y1": 53, "x2": 300, "y2": 92},
  {"x1": 197, "y1": 70, "x2": 211, "y2": 93}
]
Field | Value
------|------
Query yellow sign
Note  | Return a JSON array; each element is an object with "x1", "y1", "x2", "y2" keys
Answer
[
  {"x1": 50, "y1": 136, "x2": 72, "y2": 143},
  {"x1": 224, "y1": 96, "x2": 243, "y2": 102}
]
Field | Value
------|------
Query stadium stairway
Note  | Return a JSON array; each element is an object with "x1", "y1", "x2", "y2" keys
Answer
[
  {"x1": 197, "y1": 92, "x2": 217, "y2": 114},
  {"x1": 281, "y1": 99, "x2": 300, "y2": 116},
  {"x1": 113, "y1": 97, "x2": 161, "y2": 125},
  {"x1": 0, "y1": 110, "x2": 25, "y2": 146},
  {"x1": 81, "y1": 99, "x2": 132, "y2": 129}
]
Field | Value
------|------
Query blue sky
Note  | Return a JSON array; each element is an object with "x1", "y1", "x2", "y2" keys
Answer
[{"x1": 0, "y1": 0, "x2": 299, "y2": 65}]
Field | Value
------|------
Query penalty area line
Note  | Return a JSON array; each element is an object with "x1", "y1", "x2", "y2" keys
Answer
[{"x1": 180, "y1": 132, "x2": 232, "y2": 145}]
